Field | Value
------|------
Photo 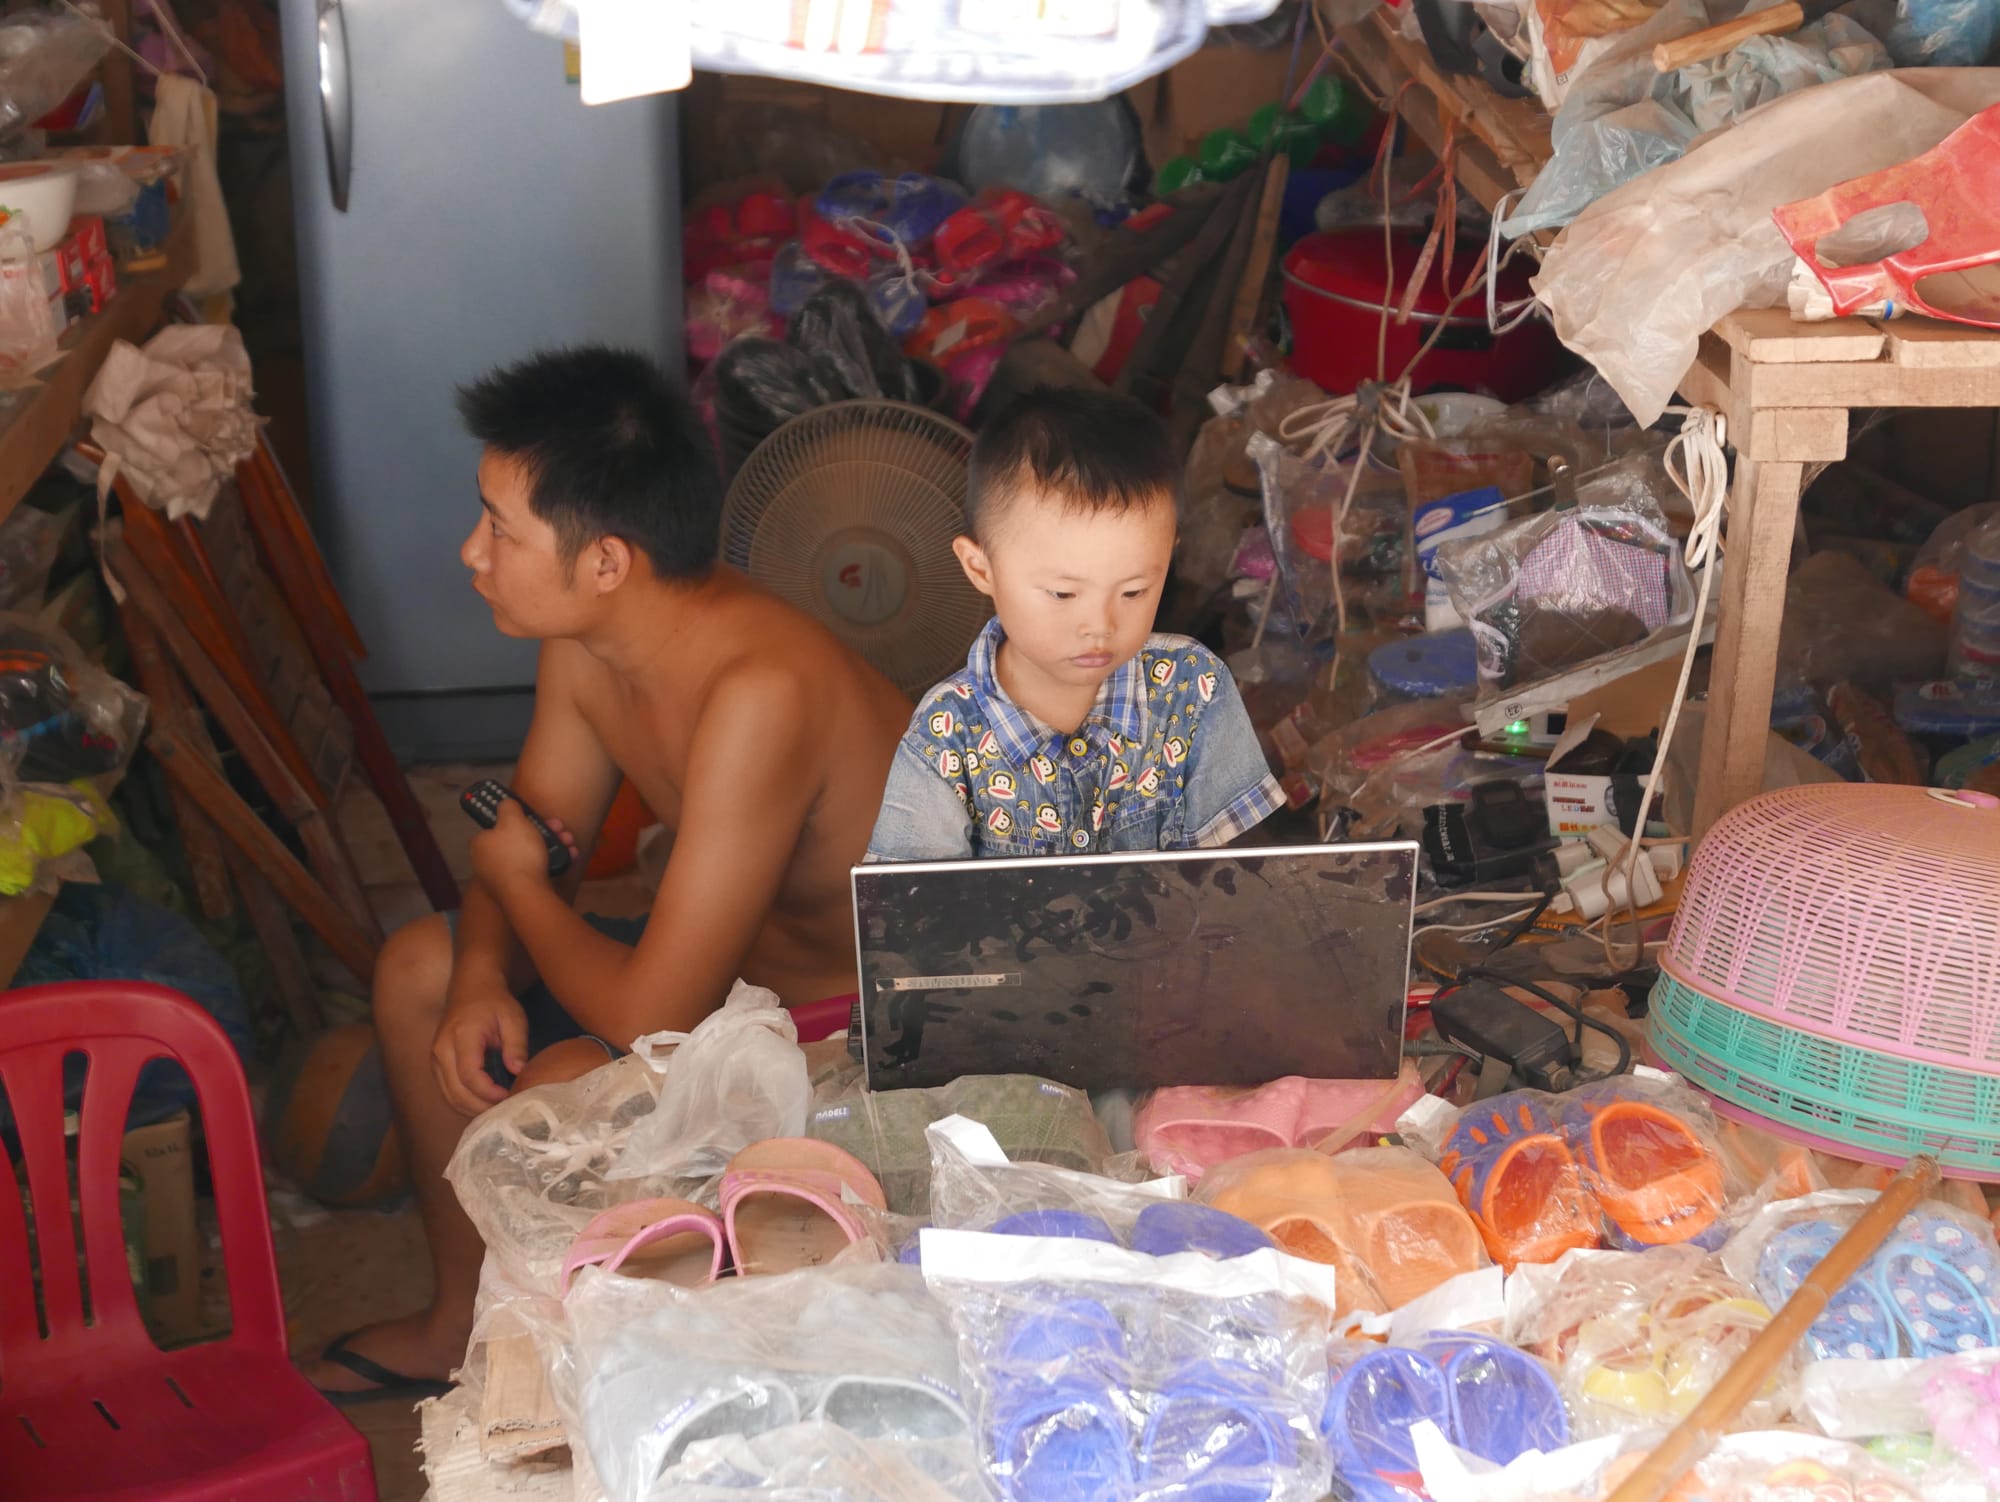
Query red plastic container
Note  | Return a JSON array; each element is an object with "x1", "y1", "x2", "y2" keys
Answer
[{"x1": 1282, "y1": 228, "x2": 1567, "y2": 402}]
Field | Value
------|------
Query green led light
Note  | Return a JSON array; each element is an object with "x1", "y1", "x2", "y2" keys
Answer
[{"x1": 1505, "y1": 719, "x2": 1530, "y2": 736}]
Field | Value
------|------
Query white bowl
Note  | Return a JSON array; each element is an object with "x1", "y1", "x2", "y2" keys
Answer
[{"x1": 0, "y1": 165, "x2": 78, "y2": 253}]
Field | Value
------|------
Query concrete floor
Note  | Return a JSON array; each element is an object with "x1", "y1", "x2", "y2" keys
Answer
[{"x1": 266, "y1": 765, "x2": 653, "y2": 1501}]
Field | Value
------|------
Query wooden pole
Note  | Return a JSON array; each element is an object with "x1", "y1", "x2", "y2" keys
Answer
[{"x1": 1604, "y1": 1155, "x2": 1941, "y2": 1502}]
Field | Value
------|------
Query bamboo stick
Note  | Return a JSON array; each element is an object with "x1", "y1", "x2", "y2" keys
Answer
[{"x1": 1604, "y1": 1154, "x2": 1941, "y2": 1502}]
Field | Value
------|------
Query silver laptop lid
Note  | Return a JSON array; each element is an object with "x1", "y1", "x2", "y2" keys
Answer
[{"x1": 851, "y1": 842, "x2": 1418, "y2": 1093}]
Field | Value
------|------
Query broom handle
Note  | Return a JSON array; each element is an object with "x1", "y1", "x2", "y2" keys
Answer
[{"x1": 1604, "y1": 1154, "x2": 1941, "y2": 1502}]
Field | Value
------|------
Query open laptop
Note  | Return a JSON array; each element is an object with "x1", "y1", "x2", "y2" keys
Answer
[{"x1": 851, "y1": 842, "x2": 1419, "y2": 1093}]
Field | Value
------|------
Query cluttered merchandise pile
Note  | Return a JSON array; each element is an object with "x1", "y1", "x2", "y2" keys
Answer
[{"x1": 426, "y1": 791, "x2": 2000, "y2": 1502}]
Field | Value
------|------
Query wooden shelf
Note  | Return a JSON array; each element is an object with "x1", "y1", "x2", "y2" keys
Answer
[{"x1": 0, "y1": 210, "x2": 198, "y2": 526}]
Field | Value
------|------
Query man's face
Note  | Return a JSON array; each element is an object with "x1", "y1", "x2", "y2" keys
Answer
[
  {"x1": 461, "y1": 450, "x2": 590, "y2": 639},
  {"x1": 955, "y1": 489, "x2": 1176, "y2": 698}
]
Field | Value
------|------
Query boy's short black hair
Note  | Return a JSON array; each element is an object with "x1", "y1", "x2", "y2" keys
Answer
[
  {"x1": 966, "y1": 387, "x2": 1178, "y2": 539},
  {"x1": 456, "y1": 346, "x2": 722, "y2": 581}
]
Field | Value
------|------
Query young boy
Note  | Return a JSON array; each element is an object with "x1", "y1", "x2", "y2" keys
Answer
[{"x1": 867, "y1": 387, "x2": 1283, "y2": 862}]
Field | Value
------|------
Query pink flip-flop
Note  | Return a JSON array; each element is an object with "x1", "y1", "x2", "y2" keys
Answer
[
  {"x1": 1136, "y1": 1065, "x2": 1426, "y2": 1183},
  {"x1": 559, "y1": 1198, "x2": 728, "y2": 1295},
  {"x1": 720, "y1": 1138, "x2": 887, "y2": 1276}
]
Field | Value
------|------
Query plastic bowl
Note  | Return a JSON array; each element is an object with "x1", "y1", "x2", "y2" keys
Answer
[{"x1": 0, "y1": 164, "x2": 77, "y2": 252}]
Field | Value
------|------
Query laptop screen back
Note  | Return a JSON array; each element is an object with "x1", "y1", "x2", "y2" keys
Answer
[{"x1": 852, "y1": 842, "x2": 1417, "y2": 1093}]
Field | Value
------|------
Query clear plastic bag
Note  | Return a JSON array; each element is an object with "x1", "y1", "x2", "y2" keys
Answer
[
  {"x1": 1534, "y1": 71, "x2": 2000, "y2": 426},
  {"x1": 1196, "y1": 1145, "x2": 1490, "y2": 1318},
  {"x1": 607, "y1": 979, "x2": 811, "y2": 1185},
  {"x1": 1778, "y1": 551, "x2": 1948, "y2": 696},
  {"x1": 1503, "y1": 7, "x2": 1886, "y2": 237},
  {"x1": 0, "y1": 771, "x2": 111, "y2": 896},
  {"x1": 444, "y1": 1054, "x2": 684, "y2": 1295},
  {"x1": 1908, "y1": 502, "x2": 2000, "y2": 624},
  {"x1": 1721, "y1": 1188, "x2": 2000, "y2": 1363},
  {"x1": 0, "y1": 505, "x2": 59, "y2": 612},
  {"x1": 924, "y1": 1115, "x2": 1191, "y2": 1244},
  {"x1": 559, "y1": 1261, "x2": 970, "y2": 1502},
  {"x1": 0, "y1": 217, "x2": 57, "y2": 389},
  {"x1": 657, "y1": 1421, "x2": 989, "y2": 1502},
  {"x1": 1404, "y1": 1074, "x2": 1738, "y2": 1270},
  {"x1": 921, "y1": 1225, "x2": 1337, "y2": 1502},
  {"x1": 0, "y1": 12, "x2": 111, "y2": 140},
  {"x1": 1435, "y1": 454, "x2": 1695, "y2": 693},
  {"x1": 809, "y1": 1075, "x2": 1112, "y2": 1218},
  {"x1": 0, "y1": 615, "x2": 148, "y2": 784},
  {"x1": 1506, "y1": 1242, "x2": 1793, "y2": 1437}
]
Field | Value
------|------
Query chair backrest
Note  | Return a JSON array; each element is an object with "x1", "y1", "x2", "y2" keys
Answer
[{"x1": 0, "y1": 982, "x2": 285, "y2": 1395}]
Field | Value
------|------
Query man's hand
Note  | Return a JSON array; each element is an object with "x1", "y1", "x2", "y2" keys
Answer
[
  {"x1": 432, "y1": 982, "x2": 529, "y2": 1116},
  {"x1": 469, "y1": 799, "x2": 580, "y2": 895}
]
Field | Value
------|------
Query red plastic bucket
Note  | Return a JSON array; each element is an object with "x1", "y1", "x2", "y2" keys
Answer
[{"x1": 1282, "y1": 229, "x2": 1567, "y2": 402}]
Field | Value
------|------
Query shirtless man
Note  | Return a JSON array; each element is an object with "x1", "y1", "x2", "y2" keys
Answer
[{"x1": 307, "y1": 346, "x2": 910, "y2": 1399}]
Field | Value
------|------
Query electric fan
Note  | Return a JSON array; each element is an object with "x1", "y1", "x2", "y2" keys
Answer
[
  {"x1": 720, "y1": 400, "x2": 990, "y2": 698},
  {"x1": 1647, "y1": 784, "x2": 2000, "y2": 1178}
]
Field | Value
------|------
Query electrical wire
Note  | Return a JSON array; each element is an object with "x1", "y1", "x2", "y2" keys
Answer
[
  {"x1": 1415, "y1": 890, "x2": 1553, "y2": 912},
  {"x1": 1413, "y1": 905, "x2": 1539, "y2": 938},
  {"x1": 1463, "y1": 966, "x2": 1633, "y2": 1082},
  {"x1": 1598, "y1": 404, "x2": 1728, "y2": 971}
]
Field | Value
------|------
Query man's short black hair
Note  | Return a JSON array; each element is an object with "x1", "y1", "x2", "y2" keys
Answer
[
  {"x1": 966, "y1": 386, "x2": 1179, "y2": 539},
  {"x1": 456, "y1": 345, "x2": 722, "y2": 581}
]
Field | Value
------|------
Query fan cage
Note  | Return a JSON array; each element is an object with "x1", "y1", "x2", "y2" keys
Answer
[
  {"x1": 719, "y1": 400, "x2": 990, "y2": 697},
  {"x1": 1648, "y1": 974, "x2": 2000, "y2": 1180},
  {"x1": 1663, "y1": 785, "x2": 2000, "y2": 1071}
]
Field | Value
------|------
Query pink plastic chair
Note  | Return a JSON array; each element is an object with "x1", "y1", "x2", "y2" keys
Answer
[{"x1": 0, "y1": 981, "x2": 376, "y2": 1501}]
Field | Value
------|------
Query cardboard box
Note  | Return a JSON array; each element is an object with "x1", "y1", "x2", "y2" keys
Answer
[
  {"x1": 1542, "y1": 713, "x2": 1653, "y2": 840},
  {"x1": 120, "y1": 1111, "x2": 202, "y2": 1344}
]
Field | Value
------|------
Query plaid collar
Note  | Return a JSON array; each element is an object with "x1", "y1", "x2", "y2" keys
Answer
[{"x1": 967, "y1": 618, "x2": 1148, "y2": 765}]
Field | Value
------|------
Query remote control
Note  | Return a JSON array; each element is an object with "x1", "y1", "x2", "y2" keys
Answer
[{"x1": 460, "y1": 779, "x2": 573, "y2": 877}]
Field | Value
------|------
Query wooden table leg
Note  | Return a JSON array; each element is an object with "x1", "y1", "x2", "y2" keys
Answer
[{"x1": 1693, "y1": 455, "x2": 1805, "y2": 839}]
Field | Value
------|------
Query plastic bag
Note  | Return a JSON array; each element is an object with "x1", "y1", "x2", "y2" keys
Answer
[
  {"x1": 1535, "y1": 70, "x2": 2000, "y2": 425},
  {"x1": 809, "y1": 1074, "x2": 1112, "y2": 1217},
  {"x1": 444, "y1": 1054, "x2": 680, "y2": 1295},
  {"x1": 1507, "y1": 13, "x2": 1886, "y2": 237},
  {"x1": 924, "y1": 1114, "x2": 1190, "y2": 1243},
  {"x1": 1794, "y1": 1347, "x2": 2000, "y2": 1440},
  {"x1": 1949, "y1": 511, "x2": 2000, "y2": 675},
  {"x1": 559, "y1": 1261, "x2": 970, "y2": 1502},
  {"x1": 1135, "y1": 1063, "x2": 1427, "y2": 1184},
  {"x1": 1197, "y1": 1145, "x2": 1490, "y2": 1318},
  {"x1": 0, "y1": 13, "x2": 111, "y2": 140},
  {"x1": 0, "y1": 616, "x2": 147, "y2": 784},
  {"x1": 1435, "y1": 455, "x2": 1695, "y2": 693},
  {"x1": 1722, "y1": 1188, "x2": 2000, "y2": 1363},
  {"x1": 1908, "y1": 501, "x2": 2000, "y2": 623},
  {"x1": 1879, "y1": 0, "x2": 2000, "y2": 65},
  {"x1": 921, "y1": 1226, "x2": 1337, "y2": 1502},
  {"x1": 0, "y1": 216, "x2": 57, "y2": 389},
  {"x1": 1403, "y1": 1074, "x2": 1738, "y2": 1270},
  {"x1": 657, "y1": 1421, "x2": 989, "y2": 1502},
  {"x1": 0, "y1": 505, "x2": 59, "y2": 612},
  {"x1": 1778, "y1": 550, "x2": 1949, "y2": 695},
  {"x1": 607, "y1": 979, "x2": 811, "y2": 1184},
  {"x1": 0, "y1": 772, "x2": 110, "y2": 896},
  {"x1": 1325, "y1": 1329, "x2": 1572, "y2": 1501},
  {"x1": 1506, "y1": 1242, "x2": 1793, "y2": 1437}
]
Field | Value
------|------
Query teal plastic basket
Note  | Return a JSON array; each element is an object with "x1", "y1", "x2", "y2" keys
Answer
[{"x1": 1648, "y1": 973, "x2": 2000, "y2": 1180}]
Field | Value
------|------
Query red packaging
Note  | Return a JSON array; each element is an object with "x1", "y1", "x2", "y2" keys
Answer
[{"x1": 67, "y1": 215, "x2": 107, "y2": 268}]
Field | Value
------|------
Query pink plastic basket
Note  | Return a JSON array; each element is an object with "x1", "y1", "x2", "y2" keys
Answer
[{"x1": 1663, "y1": 785, "x2": 2000, "y2": 1071}]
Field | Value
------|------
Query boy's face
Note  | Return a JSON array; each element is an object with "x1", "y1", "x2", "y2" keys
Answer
[
  {"x1": 953, "y1": 487, "x2": 1177, "y2": 698},
  {"x1": 462, "y1": 449, "x2": 594, "y2": 639}
]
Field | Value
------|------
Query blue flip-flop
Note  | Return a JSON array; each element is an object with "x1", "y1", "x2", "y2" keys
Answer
[
  {"x1": 998, "y1": 1294, "x2": 1126, "y2": 1370},
  {"x1": 988, "y1": 1209, "x2": 1120, "y2": 1243},
  {"x1": 989, "y1": 1374, "x2": 1135, "y2": 1501},
  {"x1": 1423, "y1": 1333, "x2": 1568, "y2": 1464},
  {"x1": 1129, "y1": 1202, "x2": 1276, "y2": 1261},
  {"x1": 1322, "y1": 1346, "x2": 1452, "y2": 1502},
  {"x1": 1756, "y1": 1218, "x2": 1900, "y2": 1360},
  {"x1": 1138, "y1": 1360, "x2": 1297, "y2": 1502},
  {"x1": 1874, "y1": 1207, "x2": 2000, "y2": 1357}
]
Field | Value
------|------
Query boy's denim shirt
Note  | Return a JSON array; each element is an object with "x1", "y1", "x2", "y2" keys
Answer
[{"x1": 867, "y1": 618, "x2": 1284, "y2": 861}]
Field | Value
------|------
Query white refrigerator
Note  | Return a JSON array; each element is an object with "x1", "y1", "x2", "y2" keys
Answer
[{"x1": 280, "y1": 0, "x2": 682, "y2": 758}]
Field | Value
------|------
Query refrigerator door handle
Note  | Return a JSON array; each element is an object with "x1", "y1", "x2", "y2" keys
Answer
[{"x1": 318, "y1": 0, "x2": 353, "y2": 211}]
